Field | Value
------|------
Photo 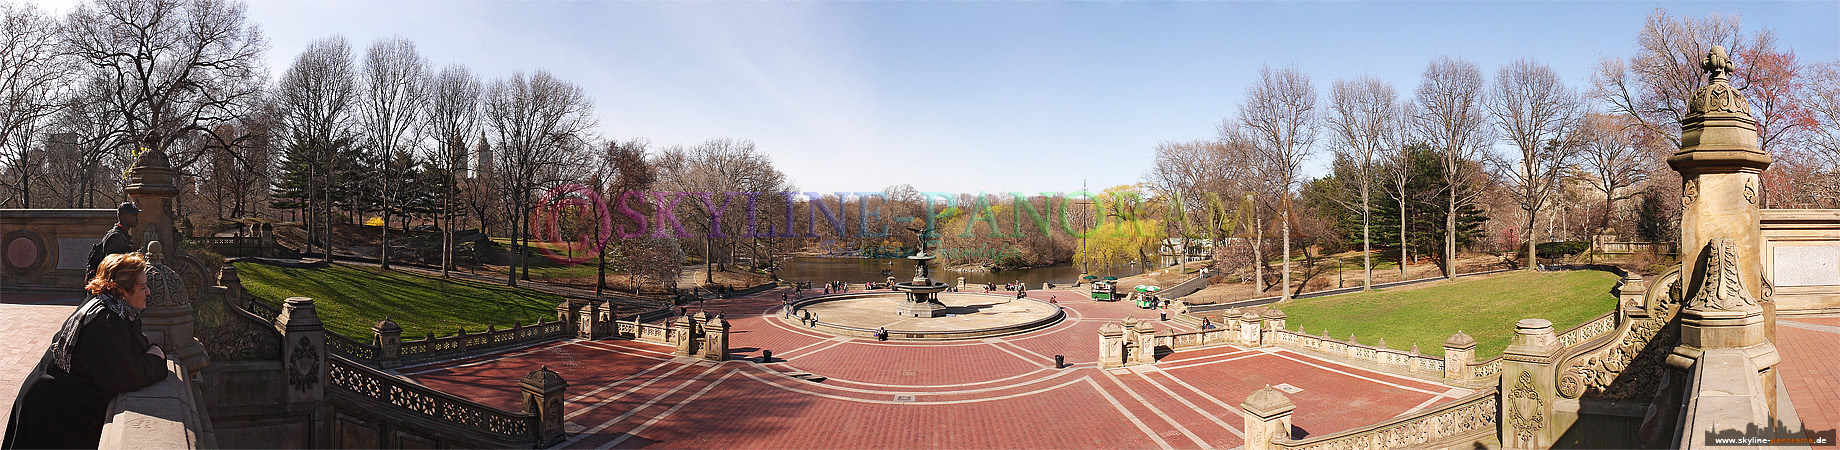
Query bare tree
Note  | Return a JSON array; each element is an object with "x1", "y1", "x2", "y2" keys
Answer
[
  {"x1": 1590, "y1": 8, "x2": 1744, "y2": 149},
  {"x1": 358, "y1": 36, "x2": 428, "y2": 270},
  {"x1": 425, "y1": 64, "x2": 481, "y2": 276},
  {"x1": 64, "y1": 0, "x2": 266, "y2": 173},
  {"x1": 273, "y1": 36, "x2": 357, "y2": 262},
  {"x1": 1487, "y1": 58, "x2": 1584, "y2": 271},
  {"x1": 1325, "y1": 75, "x2": 1399, "y2": 290},
  {"x1": 0, "y1": 3, "x2": 65, "y2": 208},
  {"x1": 1412, "y1": 56, "x2": 1493, "y2": 278},
  {"x1": 1576, "y1": 113, "x2": 1651, "y2": 233},
  {"x1": 1238, "y1": 64, "x2": 1318, "y2": 300},
  {"x1": 483, "y1": 70, "x2": 596, "y2": 287},
  {"x1": 655, "y1": 138, "x2": 790, "y2": 287}
]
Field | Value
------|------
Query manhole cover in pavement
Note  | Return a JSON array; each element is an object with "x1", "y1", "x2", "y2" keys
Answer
[
  {"x1": 893, "y1": 395, "x2": 916, "y2": 402},
  {"x1": 1273, "y1": 383, "x2": 1303, "y2": 394}
]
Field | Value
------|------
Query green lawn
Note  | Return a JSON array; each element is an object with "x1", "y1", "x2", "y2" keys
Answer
[
  {"x1": 234, "y1": 262, "x2": 567, "y2": 341},
  {"x1": 1266, "y1": 270, "x2": 1618, "y2": 358}
]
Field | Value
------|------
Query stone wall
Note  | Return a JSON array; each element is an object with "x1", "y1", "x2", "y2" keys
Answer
[
  {"x1": 1759, "y1": 209, "x2": 1840, "y2": 316},
  {"x1": 0, "y1": 209, "x2": 116, "y2": 289},
  {"x1": 99, "y1": 356, "x2": 211, "y2": 449}
]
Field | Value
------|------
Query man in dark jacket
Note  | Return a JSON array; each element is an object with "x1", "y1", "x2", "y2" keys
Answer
[{"x1": 85, "y1": 202, "x2": 140, "y2": 278}]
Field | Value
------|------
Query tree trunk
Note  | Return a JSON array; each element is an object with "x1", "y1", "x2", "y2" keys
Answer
[
  {"x1": 1281, "y1": 206, "x2": 1291, "y2": 302},
  {"x1": 1525, "y1": 208, "x2": 1538, "y2": 272},
  {"x1": 1445, "y1": 193, "x2": 1457, "y2": 279},
  {"x1": 381, "y1": 210, "x2": 391, "y2": 270},
  {"x1": 1399, "y1": 197, "x2": 1408, "y2": 280},
  {"x1": 1253, "y1": 215, "x2": 1263, "y2": 296},
  {"x1": 1362, "y1": 182, "x2": 1372, "y2": 291}
]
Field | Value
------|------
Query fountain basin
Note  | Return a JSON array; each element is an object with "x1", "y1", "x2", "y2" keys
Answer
[{"x1": 785, "y1": 292, "x2": 1064, "y2": 341}]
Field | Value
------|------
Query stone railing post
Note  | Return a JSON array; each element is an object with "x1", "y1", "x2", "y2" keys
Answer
[
  {"x1": 1501, "y1": 319, "x2": 1560, "y2": 450},
  {"x1": 141, "y1": 241, "x2": 210, "y2": 372},
  {"x1": 1223, "y1": 308, "x2": 1243, "y2": 344},
  {"x1": 577, "y1": 302, "x2": 598, "y2": 339},
  {"x1": 1444, "y1": 331, "x2": 1477, "y2": 380},
  {"x1": 373, "y1": 318, "x2": 402, "y2": 369},
  {"x1": 1241, "y1": 386, "x2": 1296, "y2": 450},
  {"x1": 672, "y1": 315, "x2": 697, "y2": 357},
  {"x1": 218, "y1": 266, "x2": 244, "y2": 303},
  {"x1": 277, "y1": 297, "x2": 327, "y2": 403},
  {"x1": 520, "y1": 366, "x2": 568, "y2": 448},
  {"x1": 555, "y1": 302, "x2": 573, "y2": 328},
  {"x1": 702, "y1": 314, "x2": 729, "y2": 361},
  {"x1": 1263, "y1": 309, "x2": 1285, "y2": 346},
  {"x1": 1667, "y1": 45, "x2": 1780, "y2": 419},
  {"x1": 1240, "y1": 310, "x2": 1262, "y2": 346},
  {"x1": 1133, "y1": 318, "x2": 1157, "y2": 365},
  {"x1": 1098, "y1": 322, "x2": 1125, "y2": 368}
]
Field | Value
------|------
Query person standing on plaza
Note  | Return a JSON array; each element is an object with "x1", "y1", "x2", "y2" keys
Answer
[
  {"x1": 5, "y1": 253, "x2": 168, "y2": 449},
  {"x1": 85, "y1": 202, "x2": 140, "y2": 279}
]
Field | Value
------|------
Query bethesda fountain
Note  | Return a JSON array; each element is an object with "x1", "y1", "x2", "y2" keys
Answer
[
  {"x1": 892, "y1": 234, "x2": 950, "y2": 318},
  {"x1": 779, "y1": 224, "x2": 1065, "y2": 340}
]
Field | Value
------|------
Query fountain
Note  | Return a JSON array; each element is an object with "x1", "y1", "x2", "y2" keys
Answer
[
  {"x1": 892, "y1": 247, "x2": 949, "y2": 318},
  {"x1": 781, "y1": 225, "x2": 1065, "y2": 340}
]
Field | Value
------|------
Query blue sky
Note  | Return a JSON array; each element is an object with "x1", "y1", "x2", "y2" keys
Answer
[{"x1": 31, "y1": 0, "x2": 1840, "y2": 194}]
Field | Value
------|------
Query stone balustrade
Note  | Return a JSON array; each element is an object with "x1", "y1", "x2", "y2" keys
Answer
[
  {"x1": 325, "y1": 357, "x2": 566, "y2": 448},
  {"x1": 99, "y1": 355, "x2": 211, "y2": 449},
  {"x1": 1242, "y1": 387, "x2": 1501, "y2": 450}
]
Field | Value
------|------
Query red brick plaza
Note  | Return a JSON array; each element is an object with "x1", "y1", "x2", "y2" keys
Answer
[{"x1": 405, "y1": 289, "x2": 1475, "y2": 449}]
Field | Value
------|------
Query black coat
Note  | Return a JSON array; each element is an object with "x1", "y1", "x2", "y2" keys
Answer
[{"x1": 3, "y1": 294, "x2": 167, "y2": 449}]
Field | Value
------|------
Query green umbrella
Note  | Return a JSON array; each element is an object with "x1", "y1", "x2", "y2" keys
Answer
[
  {"x1": 1135, "y1": 285, "x2": 1162, "y2": 293},
  {"x1": 1103, "y1": 276, "x2": 1118, "y2": 280},
  {"x1": 1082, "y1": 275, "x2": 1098, "y2": 280}
]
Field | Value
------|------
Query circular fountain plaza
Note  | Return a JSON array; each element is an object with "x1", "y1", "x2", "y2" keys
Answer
[{"x1": 400, "y1": 283, "x2": 1482, "y2": 449}]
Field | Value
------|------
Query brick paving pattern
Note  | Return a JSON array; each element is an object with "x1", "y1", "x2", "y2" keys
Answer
[
  {"x1": 0, "y1": 292, "x2": 85, "y2": 428},
  {"x1": 1777, "y1": 318, "x2": 1840, "y2": 441},
  {"x1": 405, "y1": 287, "x2": 1472, "y2": 449}
]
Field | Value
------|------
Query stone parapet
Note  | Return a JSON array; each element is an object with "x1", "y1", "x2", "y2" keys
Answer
[
  {"x1": 1270, "y1": 388, "x2": 1500, "y2": 450},
  {"x1": 100, "y1": 356, "x2": 211, "y2": 449}
]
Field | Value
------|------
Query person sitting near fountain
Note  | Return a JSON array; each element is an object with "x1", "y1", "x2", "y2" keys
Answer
[
  {"x1": 875, "y1": 327, "x2": 887, "y2": 341},
  {"x1": 1016, "y1": 287, "x2": 1027, "y2": 300}
]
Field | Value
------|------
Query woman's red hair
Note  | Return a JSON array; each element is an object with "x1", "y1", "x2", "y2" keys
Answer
[{"x1": 85, "y1": 252, "x2": 147, "y2": 298}]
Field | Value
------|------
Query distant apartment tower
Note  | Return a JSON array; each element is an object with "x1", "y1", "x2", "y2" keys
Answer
[{"x1": 469, "y1": 132, "x2": 492, "y2": 179}]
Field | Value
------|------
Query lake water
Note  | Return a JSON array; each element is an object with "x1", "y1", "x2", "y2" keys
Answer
[{"x1": 774, "y1": 256, "x2": 1145, "y2": 286}]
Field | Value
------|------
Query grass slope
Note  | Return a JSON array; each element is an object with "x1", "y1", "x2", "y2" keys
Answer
[
  {"x1": 234, "y1": 262, "x2": 567, "y2": 341},
  {"x1": 1267, "y1": 270, "x2": 1618, "y2": 358}
]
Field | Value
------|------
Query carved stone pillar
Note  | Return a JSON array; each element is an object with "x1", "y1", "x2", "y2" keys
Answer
[
  {"x1": 277, "y1": 297, "x2": 327, "y2": 403},
  {"x1": 1501, "y1": 319, "x2": 1559, "y2": 450},
  {"x1": 672, "y1": 315, "x2": 697, "y2": 357},
  {"x1": 1241, "y1": 386, "x2": 1296, "y2": 450},
  {"x1": 141, "y1": 241, "x2": 209, "y2": 372},
  {"x1": 1263, "y1": 308, "x2": 1286, "y2": 343},
  {"x1": 1667, "y1": 45, "x2": 1780, "y2": 419},
  {"x1": 1444, "y1": 331, "x2": 1477, "y2": 380},
  {"x1": 520, "y1": 366, "x2": 568, "y2": 448},
  {"x1": 1132, "y1": 319, "x2": 1157, "y2": 365},
  {"x1": 577, "y1": 302, "x2": 599, "y2": 339},
  {"x1": 701, "y1": 314, "x2": 729, "y2": 361},
  {"x1": 373, "y1": 318, "x2": 402, "y2": 369},
  {"x1": 1239, "y1": 311, "x2": 1262, "y2": 346},
  {"x1": 1098, "y1": 322, "x2": 1125, "y2": 368}
]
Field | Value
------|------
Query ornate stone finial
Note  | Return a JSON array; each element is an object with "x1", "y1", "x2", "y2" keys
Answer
[
  {"x1": 373, "y1": 317, "x2": 401, "y2": 333},
  {"x1": 521, "y1": 365, "x2": 567, "y2": 390},
  {"x1": 1445, "y1": 330, "x2": 1477, "y2": 348},
  {"x1": 1686, "y1": 46, "x2": 1753, "y2": 118},
  {"x1": 1689, "y1": 238, "x2": 1759, "y2": 311},
  {"x1": 1241, "y1": 385, "x2": 1296, "y2": 415},
  {"x1": 1702, "y1": 46, "x2": 1734, "y2": 83},
  {"x1": 146, "y1": 240, "x2": 165, "y2": 264}
]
